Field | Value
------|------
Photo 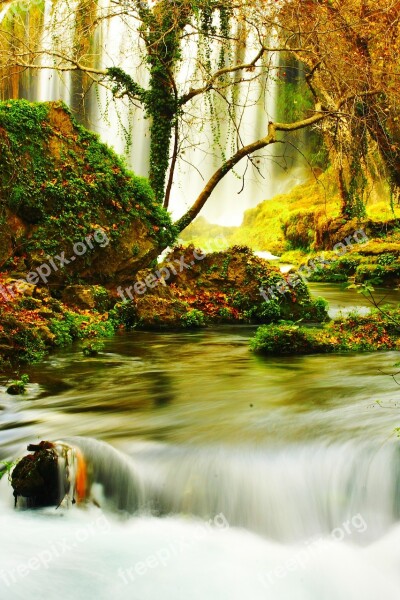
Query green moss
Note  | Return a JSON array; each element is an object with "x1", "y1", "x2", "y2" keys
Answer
[
  {"x1": 180, "y1": 309, "x2": 205, "y2": 328},
  {"x1": 0, "y1": 100, "x2": 176, "y2": 257},
  {"x1": 251, "y1": 307, "x2": 400, "y2": 355}
]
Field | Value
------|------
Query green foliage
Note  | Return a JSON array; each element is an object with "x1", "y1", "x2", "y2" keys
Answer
[
  {"x1": 244, "y1": 300, "x2": 282, "y2": 323},
  {"x1": 0, "y1": 100, "x2": 176, "y2": 257},
  {"x1": 82, "y1": 340, "x2": 105, "y2": 356},
  {"x1": 6, "y1": 373, "x2": 29, "y2": 395},
  {"x1": 49, "y1": 311, "x2": 115, "y2": 346},
  {"x1": 250, "y1": 324, "x2": 330, "y2": 355},
  {"x1": 49, "y1": 316, "x2": 75, "y2": 346},
  {"x1": 180, "y1": 309, "x2": 206, "y2": 328}
]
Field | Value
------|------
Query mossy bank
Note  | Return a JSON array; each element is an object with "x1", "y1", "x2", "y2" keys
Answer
[{"x1": 0, "y1": 99, "x2": 175, "y2": 284}]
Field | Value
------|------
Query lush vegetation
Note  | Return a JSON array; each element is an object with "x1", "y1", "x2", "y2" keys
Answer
[
  {"x1": 0, "y1": 99, "x2": 175, "y2": 262},
  {"x1": 2, "y1": 1, "x2": 398, "y2": 232},
  {"x1": 251, "y1": 308, "x2": 400, "y2": 356}
]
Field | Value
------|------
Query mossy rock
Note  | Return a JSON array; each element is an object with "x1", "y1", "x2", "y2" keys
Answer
[
  {"x1": 11, "y1": 442, "x2": 61, "y2": 508},
  {"x1": 0, "y1": 100, "x2": 176, "y2": 285},
  {"x1": 129, "y1": 245, "x2": 328, "y2": 325}
]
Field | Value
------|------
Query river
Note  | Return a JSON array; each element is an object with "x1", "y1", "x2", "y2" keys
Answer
[{"x1": 1, "y1": 284, "x2": 400, "y2": 599}]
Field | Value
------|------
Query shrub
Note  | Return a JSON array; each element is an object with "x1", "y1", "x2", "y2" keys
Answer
[
  {"x1": 244, "y1": 300, "x2": 281, "y2": 323},
  {"x1": 180, "y1": 309, "x2": 205, "y2": 328},
  {"x1": 250, "y1": 324, "x2": 330, "y2": 355}
]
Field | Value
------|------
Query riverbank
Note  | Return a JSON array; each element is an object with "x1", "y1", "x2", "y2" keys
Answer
[{"x1": 0, "y1": 245, "x2": 327, "y2": 371}]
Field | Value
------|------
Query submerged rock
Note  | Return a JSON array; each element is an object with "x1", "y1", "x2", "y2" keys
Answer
[{"x1": 10, "y1": 438, "x2": 140, "y2": 513}]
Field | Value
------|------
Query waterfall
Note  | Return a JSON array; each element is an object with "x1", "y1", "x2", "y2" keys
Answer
[
  {"x1": 3, "y1": 436, "x2": 398, "y2": 544},
  {"x1": 1, "y1": 436, "x2": 400, "y2": 599},
  {"x1": 0, "y1": 0, "x2": 310, "y2": 226},
  {"x1": 129, "y1": 440, "x2": 400, "y2": 543}
]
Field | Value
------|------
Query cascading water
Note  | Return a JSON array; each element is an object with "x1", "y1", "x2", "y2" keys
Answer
[
  {"x1": 1, "y1": 317, "x2": 400, "y2": 598},
  {"x1": 0, "y1": 0, "x2": 310, "y2": 226},
  {"x1": 1, "y1": 435, "x2": 400, "y2": 599}
]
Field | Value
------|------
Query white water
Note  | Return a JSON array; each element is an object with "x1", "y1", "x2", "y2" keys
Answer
[
  {"x1": 1, "y1": 435, "x2": 400, "y2": 599},
  {"x1": 0, "y1": 511, "x2": 400, "y2": 600}
]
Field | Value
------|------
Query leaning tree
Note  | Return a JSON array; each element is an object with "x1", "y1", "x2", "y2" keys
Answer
[{"x1": 1, "y1": 0, "x2": 397, "y2": 230}]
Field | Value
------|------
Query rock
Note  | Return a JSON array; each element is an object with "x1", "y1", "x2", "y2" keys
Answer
[
  {"x1": 61, "y1": 285, "x2": 112, "y2": 311},
  {"x1": 128, "y1": 245, "x2": 326, "y2": 325},
  {"x1": 11, "y1": 441, "x2": 61, "y2": 507},
  {"x1": 0, "y1": 100, "x2": 175, "y2": 285},
  {"x1": 6, "y1": 383, "x2": 24, "y2": 395},
  {"x1": 134, "y1": 296, "x2": 190, "y2": 328}
]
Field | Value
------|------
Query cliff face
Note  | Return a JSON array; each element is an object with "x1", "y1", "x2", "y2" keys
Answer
[{"x1": 0, "y1": 100, "x2": 175, "y2": 285}]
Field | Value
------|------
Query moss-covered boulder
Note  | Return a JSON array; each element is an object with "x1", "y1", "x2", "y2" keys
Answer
[
  {"x1": 0, "y1": 99, "x2": 175, "y2": 285},
  {"x1": 250, "y1": 308, "x2": 400, "y2": 355},
  {"x1": 121, "y1": 245, "x2": 328, "y2": 328}
]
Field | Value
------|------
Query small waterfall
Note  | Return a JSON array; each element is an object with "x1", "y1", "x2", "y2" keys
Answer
[
  {"x1": 1, "y1": 436, "x2": 400, "y2": 599},
  {"x1": 0, "y1": 0, "x2": 311, "y2": 226},
  {"x1": 130, "y1": 440, "x2": 400, "y2": 542},
  {"x1": 60, "y1": 436, "x2": 142, "y2": 512},
  {"x1": 4, "y1": 436, "x2": 397, "y2": 544}
]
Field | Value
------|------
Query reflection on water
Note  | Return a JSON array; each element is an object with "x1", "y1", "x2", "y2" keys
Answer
[
  {"x1": 1, "y1": 284, "x2": 400, "y2": 599},
  {"x1": 0, "y1": 281, "x2": 400, "y2": 458},
  {"x1": 309, "y1": 282, "x2": 400, "y2": 318}
]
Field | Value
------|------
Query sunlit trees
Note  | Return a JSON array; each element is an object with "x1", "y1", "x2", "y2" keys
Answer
[
  {"x1": 280, "y1": 0, "x2": 400, "y2": 217},
  {"x1": 0, "y1": 0, "x2": 399, "y2": 229}
]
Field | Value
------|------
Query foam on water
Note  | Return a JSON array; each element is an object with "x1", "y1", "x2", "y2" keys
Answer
[{"x1": 0, "y1": 509, "x2": 399, "y2": 600}]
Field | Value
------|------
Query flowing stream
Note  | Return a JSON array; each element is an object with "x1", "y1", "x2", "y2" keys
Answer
[{"x1": 1, "y1": 284, "x2": 400, "y2": 599}]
